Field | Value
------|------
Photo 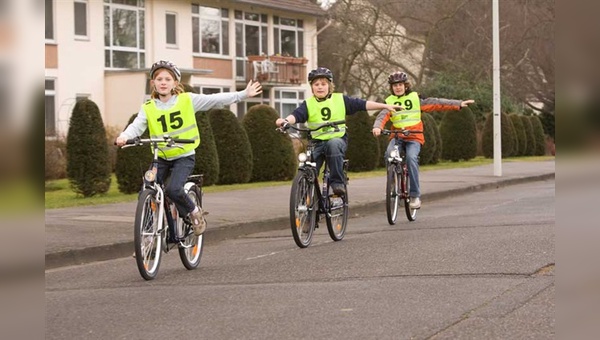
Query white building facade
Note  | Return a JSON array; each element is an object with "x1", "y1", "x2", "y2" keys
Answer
[{"x1": 45, "y1": 0, "x2": 324, "y2": 137}]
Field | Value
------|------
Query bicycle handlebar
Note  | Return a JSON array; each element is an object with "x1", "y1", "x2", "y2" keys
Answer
[
  {"x1": 277, "y1": 120, "x2": 346, "y2": 133},
  {"x1": 117, "y1": 136, "x2": 195, "y2": 148},
  {"x1": 381, "y1": 129, "x2": 423, "y2": 137}
]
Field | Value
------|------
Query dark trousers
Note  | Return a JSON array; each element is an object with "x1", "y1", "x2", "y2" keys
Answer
[{"x1": 156, "y1": 155, "x2": 196, "y2": 215}]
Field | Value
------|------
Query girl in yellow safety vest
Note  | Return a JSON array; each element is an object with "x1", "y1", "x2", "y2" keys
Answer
[
  {"x1": 372, "y1": 71, "x2": 475, "y2": 210},
  {"x1": 116, "y1": 60, "x2": 263, "y2": 236},
  {"x1": 276, "y1": 67, "x2": 402, "y2": 196}
]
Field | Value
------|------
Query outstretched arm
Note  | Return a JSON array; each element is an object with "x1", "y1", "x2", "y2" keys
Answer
[{"x1": 366, "y1": 101, "x2": 402, "y2": 112}]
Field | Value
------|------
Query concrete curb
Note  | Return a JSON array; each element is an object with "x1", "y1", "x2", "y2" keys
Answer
[{"x1": 45, "y1": 173, "x2": 554, "y2": 270}]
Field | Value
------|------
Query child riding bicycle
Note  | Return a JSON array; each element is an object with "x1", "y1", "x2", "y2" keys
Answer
[
  {"x1": 372, "y1": 71, "x2": 474, "y2": 209},
  {"x1": 116, "y1": 60, "x2": 263, "y2": 235},
  {"x1": 276, "y1": 67, "x2": 401, "y2": 196}
]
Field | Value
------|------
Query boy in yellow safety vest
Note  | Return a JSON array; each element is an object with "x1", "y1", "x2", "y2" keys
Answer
[
  {"x1": 372, "y1": 71, "x2": 474, "y2": 209},
  {"x1": 276, "y1": 67, "x2": 402, "y2": 196},
  {"x1": 116, "y1": 60, "x2": 263, "y2": 235}
]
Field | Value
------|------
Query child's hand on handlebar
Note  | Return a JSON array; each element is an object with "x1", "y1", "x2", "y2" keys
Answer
[
  {"x1": 275, "y1": 118, "x2": 288, "y2": 127},
  {"x1": 372, "y1": 128, "x2": 382, "y2": 137},
  {"x1": 115, "y1": 136, "x2": 127, "y2": 147}
]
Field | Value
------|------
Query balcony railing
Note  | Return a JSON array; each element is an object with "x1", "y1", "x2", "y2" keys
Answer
[{"x1": 246, "y1": 55, "x2": 308, "y2": 86}]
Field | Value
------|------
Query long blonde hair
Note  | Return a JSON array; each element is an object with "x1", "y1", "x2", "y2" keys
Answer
[{"x1": 150, "y1": 68, "x2": 185, "y2": 99}]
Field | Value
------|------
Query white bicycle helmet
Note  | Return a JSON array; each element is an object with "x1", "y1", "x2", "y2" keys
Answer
[{"x1": 149, "y1": 60, "x2": 181, "y2": 81}]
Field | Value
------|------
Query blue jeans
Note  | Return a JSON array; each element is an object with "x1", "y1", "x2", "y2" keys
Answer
[
  {"x1": 386, "y1": 139, "x2": 421, "y2": 198},
  {"x1": 312, "y1": 137, "x2": 347, "y2": 186},
  {"x1": 156, "y1": 155, "x2": 196, "y2": 215}
]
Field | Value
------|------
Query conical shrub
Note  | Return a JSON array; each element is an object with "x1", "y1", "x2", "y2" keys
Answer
[
  {"x1": 509, "y1": 114, "x2": 527, "y2": 156},
  {"x1": 481, "y1": 112, "x2": 516, "y2": 158},
  {"x1": 529, "y1": 115, "x2": 547, "y2": 156},
  {"x1": 208, "y1": 108, "x2": 253, "y2": 184},
  {"x1": 520, "y1": 115, "x2": 535, "y2": 156},
  {"x1": 346, "y1": 111, "x2": 379, "y2": 171},
  {"x1": 66, "y1": 99, "x2": 111, "y2": 197},
  {"x1": 194, "y1": 111, "x2": 220, "y2": 186},
  {"x1": 440, "y1": 108, "x2": 477, "y2": 161},
  {"x1": 115, "y1": 113, "x2": 151, "y2": 194},
  {"x1": 242, "y1": 104, "x2": 296, "y2": 182}
]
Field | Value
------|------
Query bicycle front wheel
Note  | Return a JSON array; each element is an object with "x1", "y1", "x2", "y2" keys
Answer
[
  {"x1": 290, "y1": 170, "x2": 316, "y2": 248},
  {"x1": 386, "y1": 165, "x2": 400, "y2": 225},
  {"x1": 326, "y1": 183, "x2": 348, "y2": 241},
  {"x1": 134, "y1": 189, "x2": 163, "y2": 280},
  {"x1": 178, "y1": 185, "x2": 204, "y2": 270},
  {"x1": 403, "y1": 168, "x2": 418, "y2": 221}
]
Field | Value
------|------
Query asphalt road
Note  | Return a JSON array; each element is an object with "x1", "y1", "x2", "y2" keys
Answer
[{"x1": 45, "y1": 180, "x2": 554, "y2": 340}]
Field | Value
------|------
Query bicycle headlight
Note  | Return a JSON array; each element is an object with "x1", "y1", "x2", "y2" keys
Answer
[
  {"x1": 298, "y1": 152, "x2": 307, "y2": 163},
  {"x1": 144, "y1": 169, "x2": 156, "y2": 182}
]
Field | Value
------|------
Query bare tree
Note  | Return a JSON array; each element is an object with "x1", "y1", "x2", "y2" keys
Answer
[{"x1": 317, "y1": 0, "x2": 554, "y2": 118}]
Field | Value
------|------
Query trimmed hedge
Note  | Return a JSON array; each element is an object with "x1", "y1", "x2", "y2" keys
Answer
[
  {"x1": 346, "y1": 111, "x2": 379, "y2": 171},
  {"x1": 194, "y1": 111, "x2": 220, "y2": 186},
  {"x1": 520, "y1": 115, "x2": 535, "y2": 156},
  {"x1": 509, "y1": 114, "x2": 527, "y2": 156},
  {"x1": 66, "y1": 99, "x2": 111, "y2": 197},
  {"x1": 529, "y1": 115, "x2": 547, "y2": 156},
  {"x1": 208, "y1": 108, "x2": 253, "y2": 184},
  {"x1": 242, "y1": 104, "x2": 296, "y2": 182},
  {"x1": 439, "y1": 107, "x2": 477, "y2": 161},
  {"x1": 115, "y1": 113, "x2": 151, "y2": 194},
  {"x1": 375, "y1": 118, "x2": 392, "y2": 168},
  {"x1": 420, "y1": 112, "x2": 440, "y2": 165},
  {"x1": 481, "y1": 112, "x2": 516, "y2": 158}
]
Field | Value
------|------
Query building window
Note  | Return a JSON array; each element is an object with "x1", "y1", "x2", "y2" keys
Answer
[
  {"x1": 166, "y1": 12, "x2": 177, "y2": 46},
  {"x1": 45, "y1": 79, "x2": 56, "y2": 136},
  {"x1": 236, "y1": 90, "x2": 269, "y2": 118},
  {"x1": 46, "y1": 0, "x2": 54, "y2": 40},
  {"x1": 274, "y1": 89, "x2": 304, "y2": 118},
  {"x1": 192, "y1": 5, "x2": 229, "y2": 55},
  {"x1": 104, "y1": 0, "x2": 146, "y2": 69},
  {"x1": 74, "y1": 0, "x2": 88, "y2": 38},
  {"x1": 192, "y1": 86, "x2": 230, "y2": 95},
  {"x1": 234, "y1": 10, "x2": 268, "y2": 79},
  {"x1": 274, "y1": 16, "x2": 304, "y2": 57}
]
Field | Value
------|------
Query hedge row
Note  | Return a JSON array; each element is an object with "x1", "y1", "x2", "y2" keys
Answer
[{"x1": 56, "y1": 96, "x2": 550, "y2": 197}]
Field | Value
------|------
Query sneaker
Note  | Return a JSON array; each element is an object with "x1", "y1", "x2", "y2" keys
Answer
[
  {"x1": 190, "y1": 206, "x2": 207, "y2": 236},
  {"x1": 409, "y1": 197, "x2": 421, "y2": 209},
  {"x1": 331, "y1": 183, "x2": 346, "y2": 196}
]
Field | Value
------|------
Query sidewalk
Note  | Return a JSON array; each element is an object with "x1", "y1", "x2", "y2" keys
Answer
[{"x1": 45, "y1": 160, "x2": 555, "y2": 269}]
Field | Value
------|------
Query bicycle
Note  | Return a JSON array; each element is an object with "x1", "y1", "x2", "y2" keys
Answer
[
  {"x1": 278, "y1": 120, "x2": 349, "y2": 248},
  {"x1": 381, "y1": 129, "x2": 423, "y2": 224},
  {"x1": 120, "y1": 136, "x2": 205, "y2": 280}
]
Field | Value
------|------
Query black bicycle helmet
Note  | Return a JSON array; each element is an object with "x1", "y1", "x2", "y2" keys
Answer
[
  {"x1": 387, "y1": 71, "x2": 408, "y2": 84},
  {"x1": 308, "y1": 67, "x2": 334, "y2": 83},
  {"x1": 149, "y1": 60, "x2": 181, "y2": 81}
]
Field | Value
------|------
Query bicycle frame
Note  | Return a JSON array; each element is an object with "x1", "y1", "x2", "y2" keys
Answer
[
  {"x1": 122, "y1": 135, "x2": 204, "y2": 280},
  {"x1": 280, "y1": 120, "x2": 349, "y2": 247},
  {"x1": 382, "y1": 129, "x2": 422, "y2": 223}
]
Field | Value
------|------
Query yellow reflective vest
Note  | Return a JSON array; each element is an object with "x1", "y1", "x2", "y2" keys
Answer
[
  {"x1": 385, "y1": 92, "x2": 421, "y2": 129},
  {"x1": 306, "y1": 93, "x2": 346, "y2": 140},
  {"x1": 145, "y1": 93, "x2": 200, "y2": 159}
]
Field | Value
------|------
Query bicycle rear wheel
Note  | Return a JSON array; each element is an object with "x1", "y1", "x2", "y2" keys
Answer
[
  {"x1": 326, "y1": 183, "x2": 348, "y2": 241},
  {"x1": 134, "y1": 189, "x2": 163, "y2": 280},
  {"x1": 403, "y1": 168, "x2": 418, "y2": 221},
  {"x1": 386, "y1": 164, "x2": 400, "y2": 225},
  {"x1": 178, "y1": 185, "x2": 204, "y2": 270},
  {"x1": 290, "y1": 171, "x2": 316, "y2": 248}
]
